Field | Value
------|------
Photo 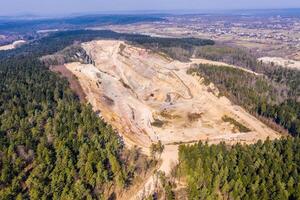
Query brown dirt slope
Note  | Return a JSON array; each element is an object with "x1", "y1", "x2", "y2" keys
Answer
[{"x1": 50, "y1": 65, "x2": 86, "y2": 102}]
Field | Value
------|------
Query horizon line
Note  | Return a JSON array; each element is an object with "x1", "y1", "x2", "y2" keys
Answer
[{"x1": 1, "y1": 7, "x2": 300, "y2": 18}]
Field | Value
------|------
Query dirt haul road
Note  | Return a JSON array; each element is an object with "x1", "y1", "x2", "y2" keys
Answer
[{"x1": 65, "y1": 40, "x2": 280, "y2": 199}]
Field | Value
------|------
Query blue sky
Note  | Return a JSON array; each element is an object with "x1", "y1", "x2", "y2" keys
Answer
[{"x1": 1, "y1": 0, "x2": 300, "y2": 16}]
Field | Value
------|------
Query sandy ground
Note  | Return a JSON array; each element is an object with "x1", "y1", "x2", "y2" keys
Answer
[
  {"x1": 190, "y1": 58, "x2": 262, "y2": 75},
  {"x1": 130, "y1": 144, "x2": 179, "y2": 200},
  {"x1": 50, "y1": 65, "x2": 86, "y2": 102},
  {"x1": 0, "y1": 40, "x2": 26, "y2": 51},
  {"x1": 258, "y1": 57, "x2": 300, "y2": 70},
  {"x1": 64, "y1": 40, "x2": 281, "y2": 199}
]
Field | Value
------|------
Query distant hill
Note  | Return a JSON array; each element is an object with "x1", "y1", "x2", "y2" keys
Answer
[
  {"x1": 0, "y1": 14, "x2": 165, "y2": 33},
  {"x1": 226, "y1": 8, "x2": 300, "y2": 17}
]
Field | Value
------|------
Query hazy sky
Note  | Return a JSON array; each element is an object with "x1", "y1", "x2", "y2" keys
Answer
[{"x1": 1, "y1": 0, "x2": 300, "y2": 16}]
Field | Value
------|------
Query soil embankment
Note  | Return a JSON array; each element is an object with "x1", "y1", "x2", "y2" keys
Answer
[{"x1": 50, "y1": 65, "x2": 86, "y2": 102}]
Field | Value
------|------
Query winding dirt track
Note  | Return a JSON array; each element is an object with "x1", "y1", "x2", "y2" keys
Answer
[{"x1": 64, "y1": 40, "x2": 281, "y2": 199}]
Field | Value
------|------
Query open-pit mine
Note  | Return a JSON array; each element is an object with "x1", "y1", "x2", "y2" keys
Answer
[
  {"x1": 61, "y1": 40, "x2": 281, "y2": 199},
  {"x1": 65, "y1": 40, "x2": 279, "y2": 151}
]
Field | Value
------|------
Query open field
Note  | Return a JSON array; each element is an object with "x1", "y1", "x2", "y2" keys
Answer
[
  {"x1": 37, "y1": 29, "x2": 59, "y2": 34},
  {"x1": 0, "y1": 40, "x2": 26, "y2": 51},
  {"x1": 259, "y1": 56, "x2": 300, "y2": 70}
]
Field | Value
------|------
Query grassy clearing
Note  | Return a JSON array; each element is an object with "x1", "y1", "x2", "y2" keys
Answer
[{"x1": 222, "y1": 115, "x2": 251, "y2": 132}]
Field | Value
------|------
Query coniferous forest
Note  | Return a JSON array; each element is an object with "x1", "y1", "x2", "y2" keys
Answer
[
  {"x1": 178, "y1": 138, "x2": 300, "y2": 200},
  {"x1": 0, "y1": 55, "x2": 130, "y2": 199}
]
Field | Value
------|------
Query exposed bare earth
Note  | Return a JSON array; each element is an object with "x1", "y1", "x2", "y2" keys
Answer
[
  {"x1": 50, "y1": 65, "x2": 86, "y2": 102},
  {"x1": 259, "y1": 57, "x2": 300, "y2": 70},
  {"x1": 64, "y1": 40, "x2": 280, "y2": 199},
  {"x1": 0, "y1": 40, "x2": 26, "y2": 51},
  {"x1": 37, "y1": 29, "x2": 59, "y2": 34},
  {"x1": 190, "y1": 58, "x2": 262, "y2": 75},
  {"x1": 65, "y1": 40, "x2": 279, "y2": 147}
]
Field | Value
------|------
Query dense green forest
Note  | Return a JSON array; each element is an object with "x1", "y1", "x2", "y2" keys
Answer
[
  {"x1": 178, "y1": 138, "x2": 300, "y2": 200},
  {"x1": 194, "y1": 46, "x2": 260, "y2": 71},
  {"x1": 0, "y1": 55, "x2": 136, "y2": 199},
  {"x1": 188, "y1": 64, "x2": 300, "y2": 136}
]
